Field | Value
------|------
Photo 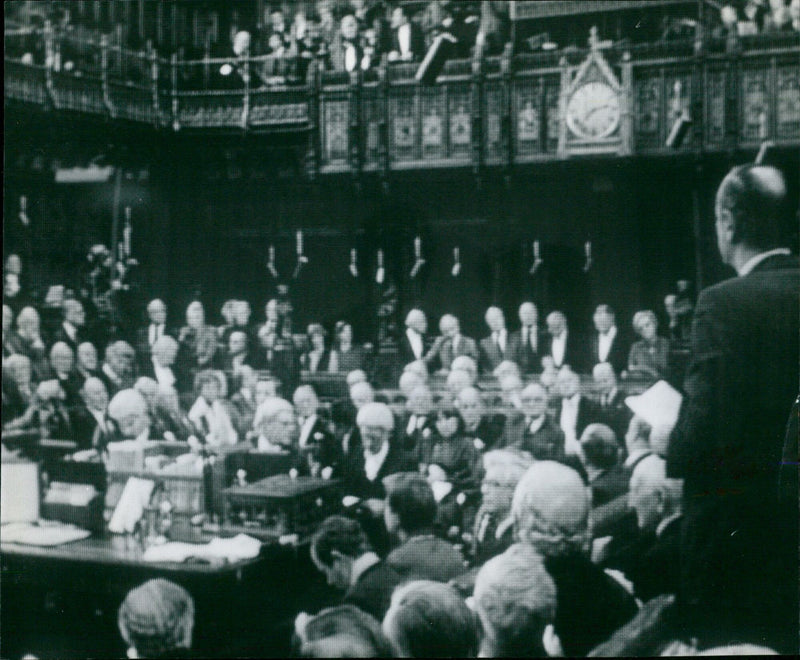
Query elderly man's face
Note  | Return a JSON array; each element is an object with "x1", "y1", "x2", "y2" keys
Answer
[
  {"x1": 593, "y1": 367, "x2": 615, "y2": 394},
  {"x1": 408, "y1": 389, "x2": 431, "y2": 416},
  {"x1": 629, "y1": 478, "x2": 662, "y2": 533},
  {"x1": 19, "y1": 311, "x2": 40, "y2": 335},
  {"x1": 350, "y1": 387, "x2": 373, "y2": 410},
  {"x1": 65, "y1": 301, "x2": 85, "y2": 327},
  {"x1": 2, "y1": 306, "x2": 12, "y2": 332},
  {"x1": 186, "y1": 303, "x2": 204, "y2": 328},
  {"x1": 83, "y1": 380, "x2": 109, "y2": 411},
  {"x1": 148, "y1": 301, "x2": 167, "y2": 325},
  {"x1": 341, "y1": 14, "x2": 358, "y2": 40},
  {"x1": 390, "y1": 7, "x2": 405, "y2": 28},
  {"x1": 547, "y1": 315, "x2": 565, "y2": 336},
  {"x1": 255, "y1": 380, "x2": 276, "y2": 405},
  {"x1": 593, "y1": 309, "x2": 614, "y2": 334},
  {"x1": 51, "y1": 347, "x2": 74, "y2": 375},
  {"x1": 200, "y1": 379, "x2": 221, "y2": 403},
  {"x1": 157, "y1": 344, "x2": 178, "y2": 366},
  {"x1": 268, "y1": 410, "x2": 297, "y2": 448},
  {"x1": 294, "y1": 389, "x2": 318, "y2": 418},
  {"x1": 447, "y1": 370, "x2": 471, "y2": 396},
  {"x1": 457, "y1": 390, "x2": 482, "y2": 427},
  {"x1": 137, "y1": 382, "x2": 159, "y2": 408},
  {"x1": 486, "y1": 309, "x2": 505, "y2": 333},
  {"x1": 521, "y1": 386, "x2": 548, "y2": 418},
  {"x1": 112, "y1": 408, "x2": 150, "y2": 439},
  {"x1": 482, "y1": 465, "x2": 518, "y2": 513},
  {"x1": 558, "y1": 372, "x2": 580, "y2": 399},
  {"x1": 229, "y1": 332, "x2": 247, "y2": 355},
  {"x1": 519, "y1": 304, "x2": 537, "y2": 327},
  {"x1": 408, "y1": 313, "x2": 427, "y2": 335},
  {"x1": 234, "y1": 302, "x2": 251, "y2": 326},
  {"x1": 440, "y1": 317, "x2": 457, "y2": 339},
  {"x1": 637, "y1": 317, "x2": 657, "y2": 341},
  {"x1": 9, "y1": 361, "x2": 32, "y2": 386},
  {"x1": 361, "y1": 424, "x2": 389, "y2": 454}
]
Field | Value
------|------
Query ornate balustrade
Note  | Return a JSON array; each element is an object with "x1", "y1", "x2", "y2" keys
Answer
[{"x1": 5, "y1": 24, "x2": 799, "y2": 171}]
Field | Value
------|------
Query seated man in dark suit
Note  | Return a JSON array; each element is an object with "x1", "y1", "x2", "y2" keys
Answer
[
  {"x1": 456, "y1": 386, "x2": 505, "y2": 452},
  {"x1": 579, "y1": 423, "x2": 627, "y2": 507},
  {"x1": 592, "y1": 362, "x2": 631, "y2": 442},
  {"x1": 479, "y1": 306, "x2": 510, "y2": 374},
  {"x1": 508, "y1": 302, "x2": 543, "y2": 375},
  {"x1": 76, "y1": 341, "x2": 100, "y2": 386},
  {"x1": 48, "y1": 341, "x2": 84, "y2": 410},
  {"x1": 511, "y1": 461, "x2": 638, "y2": 657},
  {"x1": 99, "y1": 341, "x2": 136, "y2": 397},
  {"x1": 503, "y1": 383, "x2": 565, "y2": 461},
  {"x1": 387, "y1": 4, "x2": 424, "y2": 62},
  {"x1": 310, "y1": 515, "x2": 403, "y2": 622},
  {"x1": 383, "y1": 472, "x2": 466, "y2": 583},
  {"x1": 399, "y1": 384, "x2": 435, "y2": 454},
  {"x1": 424, "y1": 314, "x2": 479, "y2": 373},
  {"x1": 51, "y1": 299, "x2": 87, "y2": 352},
  {"x1": 398, "y1": 309, "x2": 429, "y2": 367},
  {"x1": 544, "y1": 311, "x2": 584, "y2": 372},
  {"x1": 141, "y1": 335, "x2": 186, "y2": 393},
  {"x1": 293, "y1": 384, "x2": 340, "y2": 477},
  {"x1": 71, "y1": 376, "x2": 113, "y2": 450},
  {"x1": 336, "y1": 401, "x2": 416, "y2": 502},
  {"x1": 554, "y1": 366, "x2": 603, "y2": 456},
  {"x1": 589, "y1": 305, "x2": 629, "y2": 375},
  {"x1": 136, "y1": 299, "x2": 173, "y2": 368}
]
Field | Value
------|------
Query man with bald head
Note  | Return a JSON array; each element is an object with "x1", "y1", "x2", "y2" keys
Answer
[
  {"x1": 141, "y1": 335, "x2": 186, "y2": 392},
  {"x1": 507, "y1": 302, "x2": 543, "y2": 374},
  {"x1": 136, "y1": 298, "x2": 173, "y2": 365},
  {"x1": 293, "y1": 384, "x2": 339, "y2": 476},
  {"x1": 72, "y1": 376, "x2": 112, "y2": 449},
  {"x1": 543, "y1": 311, "x2": 585, "y2": 372},
  {"x1": 99, "y1": 341, "x2": 136, "y2": 396},
  {"x1": 48, "y1": 341, "x2": 82, "y2": 409},
  {"x1": 668, "y1": 164, "x2": 799, "y2": 652},
  {"x1": 503, "y1": 383, "x2": 565, "y2": 461},
  {"x1": 52, "y1": 298, "x2": 86, "y2": 351},
  {"x1": 107, "y1": 388, "x2": 151, "y2": 443},
  {"x1": 398, "y1": 309, "x2": 429, "y2": 366},
  {"x1": 456, "y1": 386, "x2": 505, "y2": 451},
  {"x1": 512, "y1": 461, "x2": 637, "y2": 656},
  {"x1": 589, "y1": 304, "x2": 628, "y2": 375},
  {"x1": 479, "y1": 306, "x2": 509, "y2": 374}
]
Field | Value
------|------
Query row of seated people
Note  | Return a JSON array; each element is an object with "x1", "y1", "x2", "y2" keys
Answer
[{"x1": 102, "y1": 414, "x2": 751, "y2": 658}]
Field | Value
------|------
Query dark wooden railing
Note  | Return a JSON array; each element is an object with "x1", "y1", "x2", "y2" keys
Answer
[{"x1": 5, "y1": 24, "x2": 799, "y2": 173}]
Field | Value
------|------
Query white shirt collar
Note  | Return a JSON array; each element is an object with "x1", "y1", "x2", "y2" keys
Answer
[
  {"x1": 363, "y1": 440, "x2": 390, "y2": 481},
  {"x1": 737, "y1": 248, "x2": 791, "y2": 276},
  {"x1": 406, "y1": 327, "x2": 423, "y2": 358},
  {"x1": 298, "y1": 414, "x2": 318, "y2": 448},
  {"x1": 398, "y1": 22, "x2": 411, "y2": 54},
  {"x1": 350, "y1": 551, "x2": 381, "y2": 586},
  {"x1": 656, "y1": 512, "x2": 682, "y2": 538},
  {"x1": 598, "y1": 326, "x2": 617, "y2": 362},
  {"x1": 527, "y1": 415, "x2": 546, "y2": 435},
  {"x1": 63, "y1": 321, "x2": 76, "y2": 340}
]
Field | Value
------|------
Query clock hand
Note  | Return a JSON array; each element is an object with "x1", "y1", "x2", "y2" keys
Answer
[{"x1": 585, "y1": 104, "x2": 614, "y2": 120}]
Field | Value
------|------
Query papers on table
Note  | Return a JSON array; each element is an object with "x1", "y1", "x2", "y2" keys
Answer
[
  {"x1": 108, "y1": 477, "x2": 155, "y2": 534},
  {"x1": 625, "y1": 380, "x2": 683, "y2": 431},
  {"x1": 2, "y1": 521, "x2": 91, "y2": 546},
  {"x1": 142, "y1": 533, "x2": 262, "y2": 564},
  {"x1": 1, "y1": 460, "x2": 40, "y2": 524}
]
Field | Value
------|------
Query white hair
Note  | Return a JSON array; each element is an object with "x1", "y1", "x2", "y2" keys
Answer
[
  {"x1": 253, "y1": 397, "x2": 294, "y2": 430},
  {"x1": 356, "y1": 402, "x2": 395, "y2": 431}
]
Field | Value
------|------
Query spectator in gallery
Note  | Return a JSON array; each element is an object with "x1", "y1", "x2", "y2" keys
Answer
[
  {"x1": 229, "y1": 365, "x2": 258, "y2": 438},
  {"x1": 470, "y1": 449, "x2": 533, "y2": 565},
  {"x1": 177, "y1": 300, "x2": 217, "y2": 377},
  {"x1": 99, "y1": 341, "x2": 136, "y2": 396},
  {"x1": 34, "y1": 380, "x2": 73, "y2": 440},
  {"x1": 117, "y1": 578, "x2": 195, "y2": 660},
  {"x1": 503, "y1": 382, "x2": 565, "y2": 461},
  {"x1": 479, "y1": 306, "x2": 509, "y2": 374},
  {"x1": 508, "y1": 302, "x2": 542, "y2": 374},
  {"x1": 293, "y1": 384, "x2": 339, "y2": 477},
  {"x1": 400, "y1": 384, "x2": 436, "y2": 454},
  {"x1": 143, "y1": 335, "x2": 184, "y2": 392},
  {"x1": 425, "y1": 313, "x2": 478, "y2": 373},
  {"x1": 217, "y1": 330, "x2": 258, "y2": 376},
  {"x1": 72, "y1": 376, "x2": 112, "y2": 450},
  {"x1": 331, "y1": 12, "x2": 362, "y2": 73},
  {"x1": 628, "y1": 310, "x2": 670, "y2": 380},
  {"x1": 473, "y1": 543, "x2": 560, "y2": 658},
  {"x1": 340, "y1": 380, "x2": 375, "y2": 455},
  {"x1": 329, "y1": 321, "x2": 366, "y2": 373},
  {"x1": 388, "y1": 4, "x2": 424, "y2": 62},
  {"x1": 337, "y1": 401, "x2": 414, "y2": 501},
  {"x1": 399, "y1": 309, "x2": 429, "y2": 366},
  {"x1": 445, "y1": 368, "x2": 472, "y2": 400},
  {"x1": 293, "y1": 604, "x2": 396, "y2": 658},
  {"x1": 76, "y1": 341, "x2": 100, "y2": 385},
  {"x1": 52, "y1": 298, "x2": 87, "y2": 352},
  {"x1": 589, "y1": 304, "x2": 628, "y2": 375},
  {"x1": 539, "y1": 355, "x2": 560, "y2": 393},
  {"x1": 451, "y1": 355, "x2": 479, "y2": 387},
  {"x1": 381, "y1": 580, "x2": 480, "y2": 658},
  {"x1": 456, "y1": 386, "x2": 505, "y2": 452},
  {"x1": 554, "y1": 366, "x2": 603, "y2": 456},
  {"x1": 498, "y1": 373, "x2": 524, "y2": 412},
  {"x1": 543, "y1": 310, "x2": 582, "y2": 372},
  {"x1": 310, "y1": 515, "x2": 403, "y2": 622},
  {"x1": 2, "y1": 354, "x2": 36, "y2": 430},
  {"x1": 47, "y1": 341, "x2": 82, "y2": 409},
  {"x1": 188, "y1": 370, "x2": 238, "y2": 446},
  {"x1": 592, "y1": 361, "x2": 631, "y2": 441},
  {"x1": 301, "y1": 323, "x2": 332, "y2": 373},
  {"x1": 135, "y1": 377, "x2": 179, "y2": 442},
  {"x1": 137, "y1": 298, "x2": 172, "y2": 365},
  {"x1": 511, "y1": 461, "x2": 637, "y2": 656},
  {"x1": 217, "y1": 299, "x2": 237, "y2": 341},
  {"x1": 383, "y1": 471, "x2": 466, "y2": 583},
  {"x1": 251, "y1": 396, "x2": 298, "y2": 454},
  {"x1": 579, "y1": 423, "x2": 627, "y2": 507},
  {"x1": 14, "y1": 306, "x2": 49, "y2": 381}
]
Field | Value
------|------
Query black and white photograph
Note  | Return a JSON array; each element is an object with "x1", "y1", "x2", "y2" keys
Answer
[{"x1": 2, "y1": 0, "x2": 799, "y2": 657}]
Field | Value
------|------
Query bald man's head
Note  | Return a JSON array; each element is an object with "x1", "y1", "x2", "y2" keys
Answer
[
  {"x1": 405, "y1": 309, "x2": 427, "y2": 334},
  {"x1": 108, "y1": 389, "x2": 150, "y2": 439},
  {"x1": 512, "y1": 461, "x2": 591, "y2": 558},
  {"x1": 629, "y1": 454, "x2": 683, "y2": 534},
  {"x1": 715, "y1": 164, "x2": 789, "y2": 263}
]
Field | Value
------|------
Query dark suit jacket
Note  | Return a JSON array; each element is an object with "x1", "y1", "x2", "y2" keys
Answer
[
  {"x1": 390, "y1": 22, "x2": 425, "y2": 60},
  {"x1": 507, "y1": 327, "x2": 544, "y2": 374},
  {"x1": 298, "y1": 415, "x2": 341, "y2": 474},
  {"x1": 598, "y1": 389, "x2": 632, "y2": 443},
  {"x1": 589, "y1": 463, "x2": 629, "y2": 507},
  {"x1": 70, "y1": 406, "x2": 114, "y2": 450},
  {"x1": 430, "y1": 335, "x2": 479, "y2": 372},
  {"x1": 336, "y1": 439, "x2": 417, "y2": 501},
  {"x1": 463, "y1": 414, "x2": 506, "y2": 451},
  {"x1": 478, "y1": 334, "x2": 509, "y2": 373},
  {"x1": 50, "y1": 322, "x2": 85, "y2": 352},
  {"x1": 398, "y1": 412, "x2": 436, "y2": 454},
  {"x1": 589, "y1": 329, "x2": 629, "y2": 375},
  {"x1": 139, "y1": 358, "x2": 189, "y2": 394},
  {"x1": 135, "y1": 324, "x2": 176, "y2": 365},
  {"x1": 398, "y1": 331, "x2": 429, "y2": 367},
  {"x1": 554, "y1": 395, "x2": 605, "y2": 442},
  {"x1": 386, "y1": 534, "x2": 466, "y2": 583},
  {"x1": 502, "y1": 413, "x2": 565, "y2": 461},
  {"x1": 343, "y1": 559, "x2": 404, "y2": 621},
  {"x1": 667, "y1": 253, "x2": 799, "y2": 648},
  {"x1": 543, "y1": 331, "x2": 586, "y2": 372}
]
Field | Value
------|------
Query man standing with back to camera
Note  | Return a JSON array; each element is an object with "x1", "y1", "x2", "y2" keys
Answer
[{"x1": 667, "y1": 164, "x2": 799, "y2": 653}]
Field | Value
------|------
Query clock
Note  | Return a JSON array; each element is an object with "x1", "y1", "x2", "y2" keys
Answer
[{"x1": 566, "y1": 81, "x2": 621, "y2": 140}]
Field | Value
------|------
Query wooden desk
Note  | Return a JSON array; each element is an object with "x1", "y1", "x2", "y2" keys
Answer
[{"x1": 1, "y1": 534, "x2": 335, "y2": 659}]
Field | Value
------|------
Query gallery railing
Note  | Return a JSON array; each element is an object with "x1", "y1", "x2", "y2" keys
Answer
[{"x1": 5, "y1": 24, "x2": 799, "y2": 172}]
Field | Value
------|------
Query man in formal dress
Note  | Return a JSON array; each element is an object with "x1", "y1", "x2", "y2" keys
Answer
[
  {"x1": 555, "y1": 367, "x2": 603, "y2": 456},
  {"x1": 456, "y1": 386, "x2": 505, "y2": 452},
  {"x1": 399, "y1": 309, "x2": 428, "y2": 366},
  {"x1": 52, "y1": 299, "x2": 86, "y2": 351},
  {"x1": 667, "y1": 164, "x2": 799, "y2": 652},
  {"x1": 508, "y1": 302, "x2": 542, "y2": 374},
  {"x1": 142, "y1": 335, "x2": 184, "y2": 392},
  {"x1": 137, "y1": 299, "x2": 171, "y2": 367},
  {"x1": 450, "y1": 355, "x2": 478, "y2": 387},
  {"x1": 72, "y1": 376, "x2": 112, "y2": 449},
  {"x1": 387, "y1": 4, "x2": 423, "y2": 62},
  {"x1": 504, "y1": 383, "x2": 565, "y2": 461},
  {"x1": 593, "y1": 362, "x2": 631, "y2": 442},
  {"x1": 107, "y1": 388, "x2": 151, "y2": 443},
  {"x1": 47, "y1": 341, "x2": 83, "y2": 410},
  {"x1": 589, "y1": 305, "x2": 628, "y2": 375},
  {"x1": 293, "y1": 384, "x2": 339, "y2": 476},
  {"x1": 400, "y1": 384, "x2": 435, "y2": 454},
  {"x1": 75, "y1": 341, "x2": 100, "y2": 385},
  {"x1": 425, "y1": 314, "x2": 478, "y2": 372},
  {"x1": 544, "y1": 311, "x2": 583, "y2": 372},
  {"x1": 479, "y1": 307, "x2": 509, "y2": 374},
  {"x1": 99, "y1": 341, "x2": 135, "y2": 396},
  {"x1": 251, "y1": 396, "x2": 298, "y2": 455}
]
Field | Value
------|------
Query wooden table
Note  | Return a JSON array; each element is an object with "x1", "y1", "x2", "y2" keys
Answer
[{"x1": 1, "y1": 534, "x2": 336, "y2": 659}]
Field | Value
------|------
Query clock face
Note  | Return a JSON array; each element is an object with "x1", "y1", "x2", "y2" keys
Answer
[{"x1": 566, "y1": 81, "x2": 621, "y2": 140}]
